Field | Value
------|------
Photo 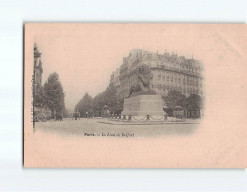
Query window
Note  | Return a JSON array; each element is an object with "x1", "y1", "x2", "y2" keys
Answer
[{"x1": 158, "y1": 74, "x2": 161, "y2": 80}]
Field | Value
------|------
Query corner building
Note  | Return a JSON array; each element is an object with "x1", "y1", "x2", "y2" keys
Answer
[{"x1": 119, "y1": 49, "x2": 204, "y2": 99}]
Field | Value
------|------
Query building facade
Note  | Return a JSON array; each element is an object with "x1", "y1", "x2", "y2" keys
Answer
[
  {"x1": 118, "y1": 49, "x2": 204, "y2": 99},
  {"x1": 33, "y1": 43, "x2": 52, "y2": 122},
  {"x1": 33, "y1": 43, "x2": 43, "y2": 96},
  {"x1": 110, "y1": 67, "x2": 120, "y2": 93},
  {"x1": 119, "y1": 49, "x2": 144, "y2": 98}
]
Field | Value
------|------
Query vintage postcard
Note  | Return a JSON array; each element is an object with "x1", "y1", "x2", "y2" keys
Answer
[{"x1": 24, "y1": 23, "x2": 247, "y2": 168}]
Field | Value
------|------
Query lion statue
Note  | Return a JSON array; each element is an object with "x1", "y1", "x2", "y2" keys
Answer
[
  {"x1": 137, "y1": 64, "x2": 153, "y2": 91},
  {"x1": 129, "y1": 64, "x2": 155, "y2": 97}
]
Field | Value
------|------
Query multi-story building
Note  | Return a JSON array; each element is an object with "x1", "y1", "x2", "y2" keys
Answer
[
  {"x1": 33, "y1": 43, "x2": 43, "y2": 96},
  {"x1": 118, "y1": 49, "x2": 204, "y2": 99},
  {"x1": 110, "y1": 68, "x2": 120, "y2": 93},
  {"x1": 33, "y1": 43, "x2": 53, "y2": 122},
  {"x1": 119, "y1": 49, "x2": 144, "y2": 98}
]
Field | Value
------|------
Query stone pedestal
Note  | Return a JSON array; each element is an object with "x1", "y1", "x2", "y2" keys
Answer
[{"x1": 121, "y1": 95, "x2": 165, "y2": 117}]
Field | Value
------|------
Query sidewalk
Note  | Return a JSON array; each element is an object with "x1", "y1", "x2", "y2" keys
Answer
[{"x1": 97, "y1": 118, "x2": 201, "y2": 125}]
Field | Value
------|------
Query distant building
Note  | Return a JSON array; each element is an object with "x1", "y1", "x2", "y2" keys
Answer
[
  {"x1": 118, "y1": 49, "x2": 204, "y2": 99},
  {"x1": 110, "y1": 67, "x2": 120, "y2": 93},
  {"x1": 33, "y1": 43, "x2": 43, "y2": 96},
  {"x1": 33, "y1": 43, "x2": 52, "y2": 122},
  {"x1": 119, "y1": 49, "x2": 143, "y2": 98}
]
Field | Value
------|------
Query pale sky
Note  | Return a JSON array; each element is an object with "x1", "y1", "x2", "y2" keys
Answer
[{"x1": 31, "y1": 24, "x2": 232, "y2": 110}]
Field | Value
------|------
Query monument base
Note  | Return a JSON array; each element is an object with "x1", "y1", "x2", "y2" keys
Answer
[{"x1": 121, "y1": 95, "x2": 165, "y2": 117}]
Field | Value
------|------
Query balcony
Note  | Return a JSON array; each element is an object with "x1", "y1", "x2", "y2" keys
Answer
[{"x1": 151, "y1": 65, "x2": 202, "y2": 77}]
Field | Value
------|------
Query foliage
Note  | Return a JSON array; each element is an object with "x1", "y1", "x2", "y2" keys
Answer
[
  {"x1": 163, "y1": 90, "x2": 186, "y2": 108},
  {"x1": 163, "y1": 107, "x2": 173, "y2": 116},
  {"x1": 104, "y1": 82, "x2": 118, "y2": 110},
  {"x1": 75, "y1": 93, "x2": 93, "y2": 117},
  {"x1": 34, "y1": 84, "x2": 44, "y2": 108},
  {"x1": 43, "y1": 72, "x2": 66, "y2": 118},
  {"x1": 62, "y1": 107, "x2": 69, "y2": 118},
  {"x1": 184, "y1": 94, "x2": 203, "y2": 110},
  {"x1": 163, "y1": 90, "x2": 203, "y2": 112},
  {"x1": 75, "y1": 82, "x2": 122, "y2": 117}
]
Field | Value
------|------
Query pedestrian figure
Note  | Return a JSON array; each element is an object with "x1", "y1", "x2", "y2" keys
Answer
[
  {"x1": 146, "y1": 114, "x2": 150, "y2": 122},
  {"x1": 128, "y1": 115, "x2": 132, "y2": 122},
  {"x1": 59, "y1": 113, "x2": 63, "y2": 121}
]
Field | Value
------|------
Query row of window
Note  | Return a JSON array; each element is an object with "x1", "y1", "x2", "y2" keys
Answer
[
  {"x1": 156, "y1": 74, "x2": 202, "y2": 87},
  {"x1": 157, "y1": 87, "x2": 203, "y2": 96},
  {"x1": 146, "y1": 61, "x2": 203, "y2": 73},
  {"x1": 127, "y1": 76, "x2": 203, "y2": 89},
  {"x1": 156, "y1": 71, "x2": 202, "y2": 81},
  {"x1": 155, "y1": 84, "x2": 201, "y2": 92}
]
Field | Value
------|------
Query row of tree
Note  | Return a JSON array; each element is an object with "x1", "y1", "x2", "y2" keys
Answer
[
  {"x1": 163, "y1": 90, "x2": 204, "y2": 116},
  {"x1": 34, "y1": 72, "x2": 68, "y2": 118},
  {"x1": 75, "y1": 82, "x2": 123, "y2": 117},
  {"x1": 75, "y1": 81, "x2": 204, "y2": 118}
]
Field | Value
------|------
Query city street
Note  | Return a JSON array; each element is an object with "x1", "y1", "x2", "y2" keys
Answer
[{"x1": 34, "y1": 118, "x2": 201, "y2": 137}]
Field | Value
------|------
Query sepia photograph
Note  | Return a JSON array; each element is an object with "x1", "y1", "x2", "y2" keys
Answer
[{"x1": 33, "y1": 43, "x2": 204, "y2": 135}]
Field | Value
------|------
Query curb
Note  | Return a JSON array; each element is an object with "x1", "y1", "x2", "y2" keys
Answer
[{"x1": 97, "y1": 121, "x2": 200, "y2": 125}]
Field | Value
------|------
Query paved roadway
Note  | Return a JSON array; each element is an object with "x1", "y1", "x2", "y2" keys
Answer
[{"x1": 35, "y1": 117, "x2": 201, "y2": 137}]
